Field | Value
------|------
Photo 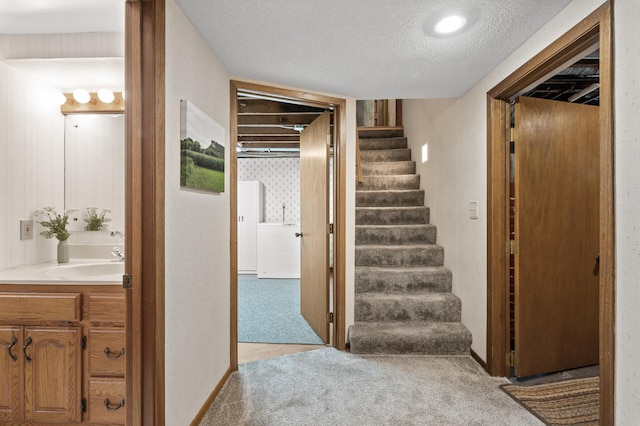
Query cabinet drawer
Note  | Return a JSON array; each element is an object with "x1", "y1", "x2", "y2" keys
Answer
[
  {"x1": 89, "y1": 328, "x2": 125, "y2": 376},
  {"x1": 0, "y1": 292, "x2": 81, "y2": 322},
  {"x1": 88, "y1": 293, "x2": 125, "y2": 324},
  {"x1": 89, "y1": 378, "x2": 126, "y2": 425}
]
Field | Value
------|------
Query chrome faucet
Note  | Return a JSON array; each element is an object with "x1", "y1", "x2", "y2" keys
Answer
[
  {"x1": 110, "y1": 231, "x2": 125, "y2": 240},
  {"x1": 110, "y1": 231, "x2": 125, "y2": 261}
]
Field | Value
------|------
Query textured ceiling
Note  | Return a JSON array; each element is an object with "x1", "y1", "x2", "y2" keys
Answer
[
  {"x1": 175, "y1": 0, "x2": 574, "y2": 99},
  {"x1": 2, "y1": 1, "x2": 576, "y2": 100}
]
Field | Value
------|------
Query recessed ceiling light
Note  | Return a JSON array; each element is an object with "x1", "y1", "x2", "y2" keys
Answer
[
  {"x1": 434, "y1": 15, "x2": 467, "y2": 35},
  {"x1": 424, "y1": 6, "x2": 478, "y2": 38}
]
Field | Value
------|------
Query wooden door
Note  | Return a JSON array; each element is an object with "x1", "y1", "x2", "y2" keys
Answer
[
  {"x1": 23, "y1": 327, "x2": 81, "y2": 423},
  {"x1": 0, "y1": 326, "x2": 22, "y2": 421},
  {"x1": 299, "y1": 111, "x2": 331, "y2": 343},
  {"x1": 514, "y1": 96, "x2": 599, "y2": 377}
]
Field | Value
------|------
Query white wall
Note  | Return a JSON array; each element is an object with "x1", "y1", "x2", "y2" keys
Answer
[
  {"x1": 164, "y1": 0, "x2": 231, "y2": 423},
  {"x1": 402, "y1": 0, "x2": 606, "y2": 360},
  {"x1": 614, "y1": 0, "x2": 640, "y2": 423},
  {"x1": 0, "y1": 63, "x2": 64, "y2": 271},
  {"x1": 238, "y1": 157, "x2": 300, "y2": 223},
  {"x1": 0, "y1": 32, "x2": 124, "y2": 59}
]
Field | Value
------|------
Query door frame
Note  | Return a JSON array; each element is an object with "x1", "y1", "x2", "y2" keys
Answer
[
  {"x1": 229, "y1": 80, "x2": 347, "y2": 370},
  {"x1": 125, "y1": 0, "x2": 166, "y2": 424},
  {"x1": 486, "y1": 2, "x2": 614, "y2": 424}
]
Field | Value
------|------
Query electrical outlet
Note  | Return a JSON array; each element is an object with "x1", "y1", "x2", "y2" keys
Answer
[{"x1": 20, "y1": 220, "x2": 34, "y2": 240}]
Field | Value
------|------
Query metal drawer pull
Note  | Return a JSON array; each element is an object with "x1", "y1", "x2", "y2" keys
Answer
[
  {"x1": 23, "y1": 337, "x2": 32, "y2": 363},
  {"x1": 104, "y1": 346, "x2": 125, "y2": 359},
  {"x1": 8, "y1": 336, "x2": 17, "y2": 362},
  {"x1": 104, "y1": 398, "x2": 125, "y2": 411}
]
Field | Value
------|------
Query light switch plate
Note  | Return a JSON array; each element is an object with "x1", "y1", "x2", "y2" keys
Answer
[
  {"x1": 469, "y1": 201, "x2": 479, "y2": 220},
  {"x1": 20, "y1": 220, "x2": 34, "y2": 240}
]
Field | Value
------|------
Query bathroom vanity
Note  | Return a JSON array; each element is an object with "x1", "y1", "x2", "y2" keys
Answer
[{"x1": 0, "y1": 262, "x2": 125, "y2": 425}]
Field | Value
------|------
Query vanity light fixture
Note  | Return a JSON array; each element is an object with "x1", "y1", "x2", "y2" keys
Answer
[
  {"x1": 97, "y1": 88, "x2": 115, "y2": 103},
  {"x1": 72, "y1": 88, "x2": 91, "y2": 104}
]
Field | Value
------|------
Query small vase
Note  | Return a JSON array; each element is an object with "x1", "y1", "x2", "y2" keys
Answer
[{"x1": 57, "y1": 240, "x2": 70, "y2": 264}]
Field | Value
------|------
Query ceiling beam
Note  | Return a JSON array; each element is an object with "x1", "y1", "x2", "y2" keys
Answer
[
  {"x1": 238, "y1": 114, "x2": 319, "y2": 126},
  {"x1": 237, "y1": 98, "x2": 325, "y2": 115}
]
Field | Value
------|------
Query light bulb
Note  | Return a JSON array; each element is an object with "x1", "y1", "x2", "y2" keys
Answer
[
  {"x1": 73, "y1": 89, "x2": 91, "y2": 104},
  {"x1": 98, "y1": 89, "x2": 115, "y2": 103},
  {"x1": 54, "y1": 92, "x2": 68, "y2": 106}
]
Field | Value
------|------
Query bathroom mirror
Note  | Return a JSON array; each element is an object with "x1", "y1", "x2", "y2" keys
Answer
[{"x1": 64, "y1": 113, "x2": 125, "y2": 238}]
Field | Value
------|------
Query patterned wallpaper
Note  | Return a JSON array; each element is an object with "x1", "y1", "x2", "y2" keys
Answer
[{"x1": 238, "y1": 158, "x2": 300, "y2": 223}]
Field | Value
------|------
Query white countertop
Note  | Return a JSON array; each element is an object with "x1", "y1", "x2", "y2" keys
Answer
[{"x1": 0, "y1": 259, "x2": 123, "y2": 285}]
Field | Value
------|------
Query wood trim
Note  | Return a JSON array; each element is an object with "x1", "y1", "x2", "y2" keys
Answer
[
  {"x1": 486, "y1": 96, "x2": 512, "y2": 378},
  {"x1": 189, "y1": 367, "x2": 232, "y2": 426},
  {"x1": 355, "y1": 133, "x2": 363, "y2": 184},
  {"x1": 230, "y1": 81, "x2": 239, "y2": 371},
  {"x1": 598, "y1": 3, "x2": 615, "y2": 425},
  {"x1": 125, "y1": 0, "x2": 165, "y2": 425},
  {"x1": 486, "y1": 3, "x2": 614, "y2": 424},
  {"x1": 333, "y1": 99, "x2": 347, "y2": 351},
  {"x1": 488, "y1": 11, "x2": 601, "y2": 99},
  {"x1": 395, "y1": 99, "x2": 403, "y2": 127},
  {"x1": 470, "y1": 349, "x2": 488, "y2": 371},
  {"x1": 229, "y1": 79, "x2": 347, "y2": 351}
]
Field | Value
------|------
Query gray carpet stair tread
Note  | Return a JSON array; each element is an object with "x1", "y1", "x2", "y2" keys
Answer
[
  {"x1": 355, "y1": 292, "x2": 462, "y2": 322},
  {"x1": 355, "y1": 244, "x2": 444, "y2": 267},
  {"x1": 357, "y1": 174, "x2": 420, "y2": 190},
  {"x1": 360, "y1": 149, "x2": 411, "y2": 162},
  {"x1": 356, "y1": 208, "x2": 429, "y2": 225},
  {"x1": 361, "y1": 161, "x2": 416, "y2": 176},
  {"x1": 358, "y1": 128, "x2": 404, "y2": 138},
  {"x1": 355, "y1": 266, "x2": 452, "y2": 293},
  {"x1": 356, "y1": 190, "x2": 426, "y2": 207},
  {"x1": 359, "y1": 137, "x2": 407, "y2": 150},
  {"x1": 356, "y1": 224, "x2": 437, "y2": 245},
  {"x1": 349, "y1": 322, "x2": 472, "y2": 355}
]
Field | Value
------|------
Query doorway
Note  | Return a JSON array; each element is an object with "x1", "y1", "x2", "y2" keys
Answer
[
  {"x1": 486, "y1": 3, "x2": 614, "y2": 424},
  {"x1": 230, "y1": 80, "x2": 347, "y2": 369}
]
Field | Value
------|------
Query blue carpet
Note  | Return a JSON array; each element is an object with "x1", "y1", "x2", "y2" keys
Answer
[{"x1": 238, "y1": 276, "x2": 324, "y2": 345}]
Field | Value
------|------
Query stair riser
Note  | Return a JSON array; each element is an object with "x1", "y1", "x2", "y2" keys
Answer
[
  {"x1": 355, "y1": 268, "x2": 452, "y2": 293},
  {"x1": 355, "y1": 297, "x2": 461, "y2": 322},
  {"x1": 359, "y1": 137, "x2": 407, "y2": 151},
  {"x1": 348, "y1": 324, "x2": 472, "y2": 355},
  {"x1": 355, "y1": 226, "x2": 436, "y2": 245},
  {"x1": 358, "y1": 128, "x2": 404, "y2": 139},
  {"x1": 349, "y1": 338, "x2": 471, "y2": 355},
  {"x1": 361, "y1": 149, "x2": 411, "y2": 162},
  {"x1": 355, "y1": 246, "x2": 444, "y2": 267},
  {"x1": 361, "y1": 161, "x2": 416, "y2": 176},
  {"x1": 356, "y1": 207, "x2": 429, "y2": 225},
  {"x1": 357, "y1": 175, "x2": 420, "y2": 190},
  {"x1": 356, "y1": 191, "x2": 426, "y2": 207}
]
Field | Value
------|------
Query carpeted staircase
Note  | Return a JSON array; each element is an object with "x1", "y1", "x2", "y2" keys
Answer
[{"x1": 349, "y1": 127, "x2": 472, "y2": 355}]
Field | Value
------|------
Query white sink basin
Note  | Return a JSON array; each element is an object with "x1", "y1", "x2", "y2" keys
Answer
[{"x1": 41, "y1": 262, "x2": 124, "y2": 280}]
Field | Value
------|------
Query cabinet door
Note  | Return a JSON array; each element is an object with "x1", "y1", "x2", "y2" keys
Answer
[
  {"x1": 23, "y1": 327, "x2": 81, "y2": 423},
  {"x1": 0, "y1": 326, "x2": 22, "y2": 421}
]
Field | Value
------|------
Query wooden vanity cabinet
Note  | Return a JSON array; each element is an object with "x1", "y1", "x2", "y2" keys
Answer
[{"x1": 0, "y1": 285, "x2": 125, "y2": 425}]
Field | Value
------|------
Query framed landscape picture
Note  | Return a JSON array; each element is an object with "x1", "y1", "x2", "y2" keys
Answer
[{"x1": 179, "y1": 100, "x2": 226, "y2": 193}]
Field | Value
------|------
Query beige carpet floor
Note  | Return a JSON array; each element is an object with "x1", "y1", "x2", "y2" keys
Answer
[{"x1": 200, "y1": 348, "x2": 543, "y2": 425}]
